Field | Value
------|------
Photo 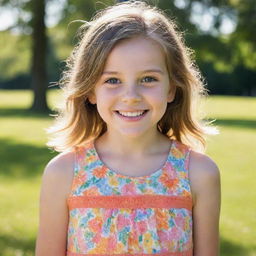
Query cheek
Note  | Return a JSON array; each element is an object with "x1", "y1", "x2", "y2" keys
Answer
[
  {"x1": 96, "y1": 87, "x2": 120, "y2": 100},
  {"x1": 147, "y1": 89, "x2": 169, "y2": 114},
  {"x1": 94, "y1": 89, "x2": 116, "y2": 119},
  {"x1": 157, "y1": 100, "x2": 168, "y2": 115},
  {"x1": 96, "y1": 103, "x2": 111, "y2": 124},
  {"x1": 147, "y1": 87, "x2": 169, "y2": 104}
]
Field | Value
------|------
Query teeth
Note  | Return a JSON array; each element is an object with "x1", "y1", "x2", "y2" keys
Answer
[{"x1": 118, "y1": 111, "x2": 145, "y2": 117}]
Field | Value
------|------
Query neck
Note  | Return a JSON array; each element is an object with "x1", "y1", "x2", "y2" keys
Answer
[{"x1": 95, "y1": 129, "x2": 170, "y2": 156}]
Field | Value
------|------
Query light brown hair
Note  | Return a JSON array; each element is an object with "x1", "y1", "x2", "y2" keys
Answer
[{"x1": 47, "y1": 1, "x2": 217, "y2": 152}]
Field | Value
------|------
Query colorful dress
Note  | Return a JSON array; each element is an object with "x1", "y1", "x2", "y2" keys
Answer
[{"x1": 67, "y1": 139, "x2": 193, "y2": 256}]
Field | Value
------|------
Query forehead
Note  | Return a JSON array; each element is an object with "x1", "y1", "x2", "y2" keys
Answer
[{"x1": 103, "y1": 36, "x2": 167, "y2": 71}]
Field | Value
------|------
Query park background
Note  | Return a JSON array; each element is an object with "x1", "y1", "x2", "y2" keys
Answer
[{"x1": 0, "y1": 0, "x2": 255, "y2": 255}]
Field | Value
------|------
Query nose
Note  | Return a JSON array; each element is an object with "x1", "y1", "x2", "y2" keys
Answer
[{"x1": 121, "y1": 85, "x2": 142, "y2": 104}]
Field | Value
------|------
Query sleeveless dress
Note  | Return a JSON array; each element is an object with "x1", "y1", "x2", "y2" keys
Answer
[{"x1": 66, "y1": 139, "x2": 193, "y2": 256}]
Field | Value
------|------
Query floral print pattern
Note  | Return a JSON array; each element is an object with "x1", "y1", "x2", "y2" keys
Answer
[{"x1": 67, "y1": 140, "x2": 193, "y2": 255}]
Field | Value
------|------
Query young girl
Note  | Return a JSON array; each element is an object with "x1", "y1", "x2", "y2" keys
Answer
[{"x1": 36, "y1": 1, "x2": 221, "y2": 256}]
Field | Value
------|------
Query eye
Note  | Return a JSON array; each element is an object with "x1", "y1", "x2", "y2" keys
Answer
[
  {"x1": 105, "y1": 77, "x2": 121, "y2": 84},
  {"x1": 141, "y1": 76, "x2": 158, "y2": 83}
]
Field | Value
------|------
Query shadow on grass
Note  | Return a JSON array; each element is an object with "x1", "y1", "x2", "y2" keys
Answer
[
  {"x1": 0, "y1": 233, "x2": 35, "y2": 256},
  {"x1": 220, "y1": 237, "x2": 255, "y2": 256},
  {"x1": 0, "y1": 108, "x2": 56, "y2": 119},
  {"x1": 0, "y1": 138, "x2": 57, "y2": 179},
  {"x1": 208, "y1": 118, "x2": 256, "y2": 129}
]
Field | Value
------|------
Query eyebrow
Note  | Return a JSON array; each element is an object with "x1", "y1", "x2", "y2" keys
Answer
[{"x1": 102, "y1": 69, "x2": 164, "y2": 75}]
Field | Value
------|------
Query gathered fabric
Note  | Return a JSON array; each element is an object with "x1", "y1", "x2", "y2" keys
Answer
[{"x1": 66, "y1": 140, "x2": 193, "y2": 255}]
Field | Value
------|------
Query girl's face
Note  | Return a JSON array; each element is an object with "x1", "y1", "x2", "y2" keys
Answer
[{"x1": 89, "y1": 36, "x2": 175, "y2": 138}]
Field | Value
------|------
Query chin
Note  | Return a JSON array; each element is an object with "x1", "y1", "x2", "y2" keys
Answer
[{"x1": 116, "y1": 127, "x2": 154, "y2": 139}]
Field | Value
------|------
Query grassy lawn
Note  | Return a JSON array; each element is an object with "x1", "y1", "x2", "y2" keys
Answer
[{"x1": 0, "y1": 90, "x2": 255, "y2": 256}]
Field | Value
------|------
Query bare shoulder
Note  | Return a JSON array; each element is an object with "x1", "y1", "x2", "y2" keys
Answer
[
  {"x1": 42, "y1": 150, "x2": 76, "y2": 198},
  {"x1": 189, "y1": 150, "x2": 220, "y2": 178},
  {"x1": 44, "y1": 151, "x2": 75, "y2": 178},
  {"x1": 188, "y1": 150, "x2": 221, "y2": 204}
]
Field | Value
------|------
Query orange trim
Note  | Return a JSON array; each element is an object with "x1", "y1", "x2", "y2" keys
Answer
[
  {"x1": 66, "y1": 248, "x2": 192, "y2": 256},
  {"x1": 67, "y1": 195, "x2": 192, "y2": 211}
]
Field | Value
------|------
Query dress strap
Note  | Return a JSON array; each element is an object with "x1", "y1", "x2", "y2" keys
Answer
[
  {"x1": 184, "y1": 147, "x2": 192, "y2": 174},
  {"x1": 169, "y1": 140, "x2": 192, "y2": 178},
  {"x1": 68, "y1": 142, "x2": 94, "y2": 196}
]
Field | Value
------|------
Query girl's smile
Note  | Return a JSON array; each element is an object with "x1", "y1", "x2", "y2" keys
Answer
[
  {"x1": 114, "y1": 109, "x2": 149, "y2": 122},
  {"x1": 89, "y1": 36, "x2": 175, "y2": 138}
]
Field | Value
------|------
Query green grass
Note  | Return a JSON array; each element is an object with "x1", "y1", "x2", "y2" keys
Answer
[
  {"x1": 204, "y1": 96, "x2": 256, "y2": 255},
  {"x1": 0, "y1": 90, "x2": 256, "y2": 255}
]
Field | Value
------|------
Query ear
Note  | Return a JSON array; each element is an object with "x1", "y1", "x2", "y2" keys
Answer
[
  {"x1": 167, "y1": 85, "x2": 176, "y2": 103},
  {"x1": 88, "y1": 92, "x2": 96, "y2": 105}
]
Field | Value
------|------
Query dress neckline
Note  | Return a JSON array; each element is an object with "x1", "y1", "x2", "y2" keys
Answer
[{"x1": 90, "y1": 139, "x2": 175, "y2": 180}]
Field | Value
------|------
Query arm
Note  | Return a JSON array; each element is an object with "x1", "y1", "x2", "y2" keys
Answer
[
  {"x1": 35, "y1": 152, "x2": 75, "y2": 256},
  {"x1": 189, "y1": 151, "x2": 221, "y2": 256}
]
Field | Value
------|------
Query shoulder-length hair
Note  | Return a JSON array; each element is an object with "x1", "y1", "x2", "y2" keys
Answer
[{"x1": 47, "y1": 1, "x2": 217, "y2": 153}]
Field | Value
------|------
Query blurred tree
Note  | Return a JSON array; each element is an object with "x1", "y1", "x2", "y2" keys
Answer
[
  {"x1": 184, "y1": 0, "x2": 256, "y2": 95},
  {"x1": 55, "y1": 0, "x2": 113, "y2": 46},
  {"x1": 30, "y1": 0, "x2": 49, "y2": 111},
  {"x1": 193, "y1": 0, "x2": 255, "y2": 68},
  {"x1": 0, "y1": 0, "x2": 49, "y2": 112}
]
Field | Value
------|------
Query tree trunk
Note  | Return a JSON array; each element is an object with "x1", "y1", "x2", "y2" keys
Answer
[{"x1": 30, "y1": 0, "x2": 49, "y2": 112}]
